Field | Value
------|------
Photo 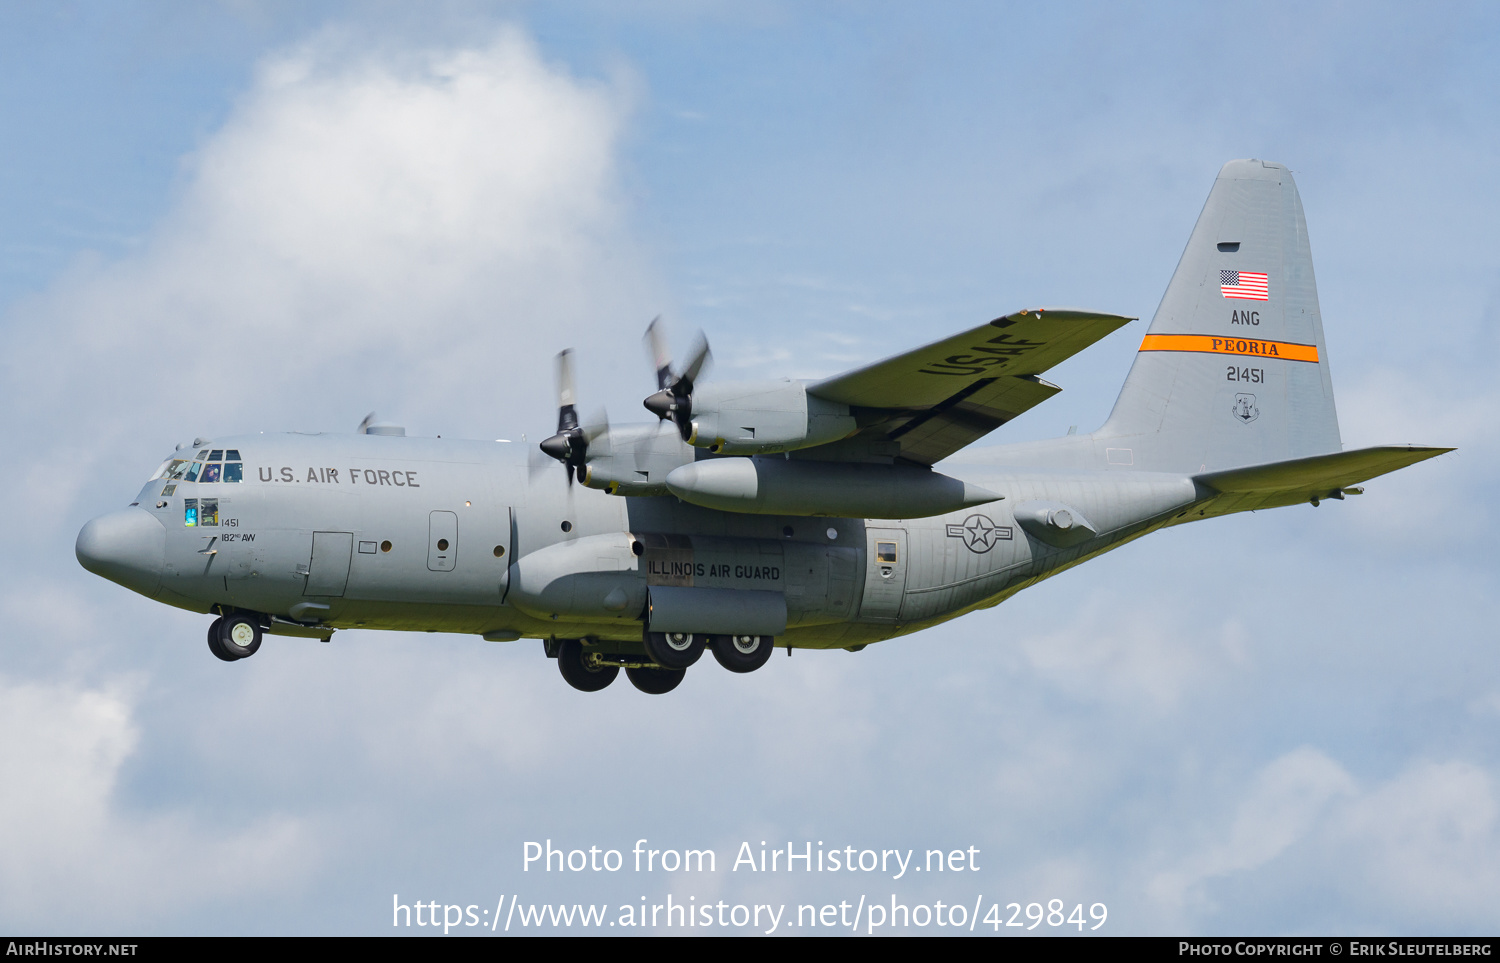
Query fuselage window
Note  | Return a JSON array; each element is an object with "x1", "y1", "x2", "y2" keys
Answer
[
  {"x1": 184, "y1": 498, "x2": 199, "y2": 527},
  {"x1": 876, "y1": 540, "x2": 898, "y2": 564},
  {"x1": 199, "y1": 498, "x2": 219, "y2": 526}
]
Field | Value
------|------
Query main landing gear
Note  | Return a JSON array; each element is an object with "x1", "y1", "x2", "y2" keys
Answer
[
  {"x1": 709, "y1": 634, "x2": 775, "y2": 673},
  {"x1": 207, "y1": 613, "x2": 263, "y2": 662},
  {"x1": 556, "y1": 639, "x2": 619, "y2": 692},
  {"x1": 625, "y1": 665, "x2": 683, "y2": 695},
  {"x1": 554, "y1": 630, "x2": 776, "y2": 695},
  {"x1": 642, "y1": 631, "x2": 704, "y2": 669}
]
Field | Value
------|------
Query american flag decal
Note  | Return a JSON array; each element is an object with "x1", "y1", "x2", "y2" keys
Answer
[{"x1": 1220, "y1": 270, "x2": 1269, "y2": 300}]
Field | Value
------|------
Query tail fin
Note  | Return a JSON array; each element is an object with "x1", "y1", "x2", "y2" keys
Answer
[{"x1": 1100, "y1": 159, "x2": 1340, "y2": 472}]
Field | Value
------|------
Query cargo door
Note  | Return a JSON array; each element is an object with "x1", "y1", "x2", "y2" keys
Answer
[
  {"x1": 859, "y1": 527, "x2": 907, "y2": 621},
  {"x1": 304, "y1": 531, "x2": 353, "y2": 597},
  {"x1": 428, "y1": 511, "x2": 458, "y2": 572}
]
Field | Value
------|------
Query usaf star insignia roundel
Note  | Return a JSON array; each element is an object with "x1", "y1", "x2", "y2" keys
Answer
[{"x1": 945, "y1": 514, "x2": 1014, "y2": 554}]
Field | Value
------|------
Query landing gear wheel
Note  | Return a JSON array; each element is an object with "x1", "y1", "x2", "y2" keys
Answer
[
  {"x1": 710, "y1": 634, "x2": 775, "y2": 673},
  {"x1": 218, "y1": 614, "x2": 263, "y2": 659},
  {"x1": 643, "y1": 630, "x2": 704, "y2": 669},
  {"x1": 557, "y1": 639, "x2": 619, "y2": 692},
  {"x1": 626, "y1": 665, "x2": 684, "y2": 695},
  {"x1": 206, "y1": 617, "x2": 238, "y2": 662}
]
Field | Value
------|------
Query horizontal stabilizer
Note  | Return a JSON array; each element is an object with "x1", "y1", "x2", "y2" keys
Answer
[{"x1": 1194, "y1": 445, "x2": 1452, "y2": 512}]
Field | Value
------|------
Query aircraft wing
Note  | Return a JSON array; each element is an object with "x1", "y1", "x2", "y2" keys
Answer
[{"x1": 806, "y1": 307, "x2": 1134, "y2": 464}]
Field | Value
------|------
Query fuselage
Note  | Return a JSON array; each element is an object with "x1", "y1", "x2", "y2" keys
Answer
[{"x1": 78, "y1": 430, "x2": 1202, "y2": 650}]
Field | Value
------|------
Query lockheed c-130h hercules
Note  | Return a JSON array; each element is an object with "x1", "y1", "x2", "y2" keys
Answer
[{"x1": 77, "y1": 160, "x2": 1449, "y2": 695}]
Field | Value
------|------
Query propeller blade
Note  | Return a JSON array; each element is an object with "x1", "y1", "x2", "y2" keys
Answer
[
  {"x1": 356, "y1": 411, "x2": 376, "y2": 434},
  {"x1": 581, "y1": 408, "x2": 611, "y2": 446},
  {"x1": 644, "y1": 316, "x2": 673, "y2": 391},
  {"x1": 555, "y1": 349, "x2": 578, "y2": 433},
  {"x1": 679, "y1": 333, "x2": 711, "y2": 388}
]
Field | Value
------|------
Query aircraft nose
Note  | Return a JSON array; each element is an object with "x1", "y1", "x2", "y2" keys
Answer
[{"x1": 76, "y1": 508, "x2": 166, "y2": 597}]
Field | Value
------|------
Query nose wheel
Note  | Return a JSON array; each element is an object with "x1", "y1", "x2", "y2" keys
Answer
[{"x1": 207, "y1": 614, "x2": 263, "y2": 661}]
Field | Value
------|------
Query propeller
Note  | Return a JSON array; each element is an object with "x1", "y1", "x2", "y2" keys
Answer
[
  {"x1": 536, "y1": 350, "x2": 610, "y2": 486},
  {"x1": 537, "y1": 350, "x2": 585, "y2": 485},
  {"x1": 642, "y1": 316, "x2": 711, "y2": 441}
]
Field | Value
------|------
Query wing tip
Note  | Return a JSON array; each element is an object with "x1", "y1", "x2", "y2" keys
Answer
[{"x1": 992, "y1": 307, "x2": 1137, "y2": 328}]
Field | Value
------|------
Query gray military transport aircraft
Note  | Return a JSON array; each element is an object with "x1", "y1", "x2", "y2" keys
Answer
[{"x1": 77, "y1": 160, "x2": 1449, "y2": 695}]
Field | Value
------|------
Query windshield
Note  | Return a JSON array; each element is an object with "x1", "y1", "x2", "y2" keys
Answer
[{"x1": 150, "y1": 450, "x2": 244, "y2": 484}]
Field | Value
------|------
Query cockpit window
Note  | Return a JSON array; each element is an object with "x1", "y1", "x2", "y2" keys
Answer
[{"x1": 156, "y1": 452, "x2": 243, "y2": 485}]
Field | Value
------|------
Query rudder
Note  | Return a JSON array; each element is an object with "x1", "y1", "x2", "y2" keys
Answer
[{"x1": 1099, "y1": 159, "x2": 1341, "y2": 472}]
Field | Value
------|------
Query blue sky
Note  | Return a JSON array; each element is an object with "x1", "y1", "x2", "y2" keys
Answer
[{"x1": 2, "y1": 2, "x2": 1498, "y2": 935}]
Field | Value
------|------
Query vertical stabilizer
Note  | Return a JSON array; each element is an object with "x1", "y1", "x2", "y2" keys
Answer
[{"x1": 1099, "y1": 160, "x2": 1340, "y2": 472}]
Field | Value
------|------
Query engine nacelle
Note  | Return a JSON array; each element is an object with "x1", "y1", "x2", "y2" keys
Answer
[
  {"x1": 580, "y1": 422, "x2": 694, "y2": 495},
  {"x1": 686, "y1": 381, "x2": 856, "y2": 455},
  {"x1": 664, "y1": 457, "x2": 1002, "y2": 518}
]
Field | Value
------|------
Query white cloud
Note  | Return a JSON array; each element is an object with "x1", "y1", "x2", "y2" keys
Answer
[
  {"x1": 0, "y1": 676, "x2": 313, "y2": 929},
  {"x1": 1334, "y1": 761, "x2": 1500, "y2": 923},
  {"x1": 0, "y1": 22, "x2": 663, "y2": 928},
  {"x1": 1014, "y1": 594, "x2": 1251, "y2": 713},
  {"x1": 3, "y1": 25, "x2": 658, "y2": 541},
  {"x1": 1148, "y1": 747, "x2": 1357, "y2": 920},
  {"x1": 1145, "y1": 749, "x2": 1500, "y2": 931}
]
